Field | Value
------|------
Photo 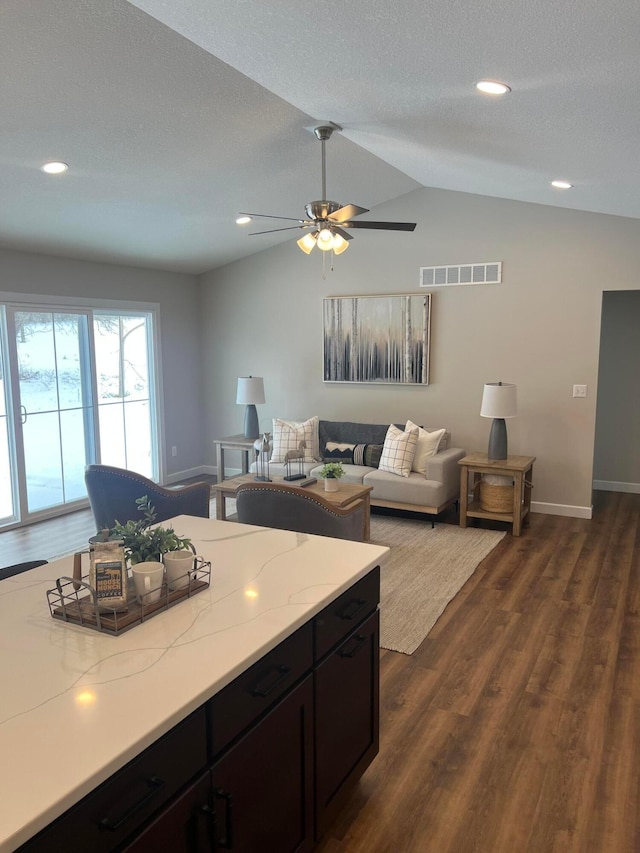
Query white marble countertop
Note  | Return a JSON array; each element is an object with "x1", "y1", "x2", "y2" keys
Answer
[{"x1": 0, "y1": 516, "x2": 388, "y2": 852}]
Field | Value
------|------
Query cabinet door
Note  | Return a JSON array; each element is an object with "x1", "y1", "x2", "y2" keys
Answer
[
  {"x1": 314, "y1": 610, "x2": 380, "y2": 840},
  {"x1": 211, "y1": 675, "x2": 314, "y2": 853},
  {"x1": 121, "y1": 771, "x2": 212, "y2": 852}
]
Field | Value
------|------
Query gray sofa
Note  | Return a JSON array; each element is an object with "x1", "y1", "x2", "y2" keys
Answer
[{"x1": 259, "y1": 419, "x2": 465, "y2": 520}]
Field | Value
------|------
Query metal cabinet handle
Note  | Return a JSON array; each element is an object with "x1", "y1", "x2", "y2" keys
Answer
[
  {"x1": 20, "y1": 405, "x2": 27, "y2": 425},
  {"x1": 339, "y1": 634, "x2": 367, "y2": 658},
  {"x1": 98, "y1": 775, "x2": 165, "y2": 832},
  {"x1": 250, "y1": 664, "x2": 291, "y2": 697},
  {"x1": 215, "y1": 789, "x2": 234, "y2": 849},
  {"x1": 337, "y1": 597, "x2": 367, "y2": 621}
]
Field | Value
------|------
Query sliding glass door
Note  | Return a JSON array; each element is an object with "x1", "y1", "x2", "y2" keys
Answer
[{"x1": 0, "y1": 305, "x2": 158, "y2": 529}]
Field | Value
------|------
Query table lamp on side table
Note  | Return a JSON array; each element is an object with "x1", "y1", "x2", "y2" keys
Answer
[
  {"x1": 480, "y1": 381, "x2": 517, "y2": 460},
  {"x1": 236, "y1": 376, "x2": 265, "y2": 439}
]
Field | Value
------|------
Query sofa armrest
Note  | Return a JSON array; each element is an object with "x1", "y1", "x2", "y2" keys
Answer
[{"x1": 424, "y1": 447, "x2": 467, "y2": 499}]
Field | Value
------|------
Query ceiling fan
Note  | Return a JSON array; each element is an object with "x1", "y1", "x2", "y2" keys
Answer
[{"x1": 238, "y1": 124, "x2": 417, "y2": 255}]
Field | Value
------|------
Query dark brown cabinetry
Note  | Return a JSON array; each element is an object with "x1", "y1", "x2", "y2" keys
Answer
[
  {"x1": 314, "y1": 610, "x2": 379, "y2": 839},
  {"x1": 211, "y1": 676, "x2": 314, "y2": 852},
  {"x1": 18, "y1": 567, "x2": 380, "y2": 853}
]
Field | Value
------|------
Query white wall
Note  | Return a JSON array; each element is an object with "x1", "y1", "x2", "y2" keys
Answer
[
  {"x1": 200, "y1": 186, "x2": 640, "y2": 516},
  {"x1": 0, "y1": 247, "x2": 203, "y2": 480}
]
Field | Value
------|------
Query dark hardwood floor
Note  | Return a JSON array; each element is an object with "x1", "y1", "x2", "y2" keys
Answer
[
  {"x1": 316, "y1": 490, "x2": 640, "y2": 853},
  {"x1": 2, "y1": 490, "x2": 638, "y2": 851}
]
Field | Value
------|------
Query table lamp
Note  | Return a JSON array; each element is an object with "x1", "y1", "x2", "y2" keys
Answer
[
  {"x1": 236, "y1": 376, "x2": 265, "y2": 439},
  {"x1": 480, "y1": 382, "x2": 517, "y2": 460}
]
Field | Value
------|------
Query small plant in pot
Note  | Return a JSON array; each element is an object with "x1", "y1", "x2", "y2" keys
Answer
[
  {"x1": 319, "y1": 461, "x2": 345, "y2": 492},
  {"x1": 111, "y1": 496, "x2": 192, "y2": 566}
]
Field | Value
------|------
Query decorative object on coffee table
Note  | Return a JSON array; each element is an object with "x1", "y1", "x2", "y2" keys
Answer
[
  {"x1": 253, "y1": 433, "x2": 272, "y2": 482},
  {"x1": 319, "y1": 461, "x2": 345, "y2": 492},
  {"x1": 480, "y1": 381, "x2": 517, "y2": 460},
  {"x1": 283, "y1": 440, "x2": 307, "y2": 481},
  {"x1": 236, "y1": 375, "x2": 265, "y2": 439}
]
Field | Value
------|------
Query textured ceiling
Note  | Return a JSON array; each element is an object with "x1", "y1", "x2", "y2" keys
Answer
[{"x1": 2, "y1": 0, "x2": 640, "y2": 273}]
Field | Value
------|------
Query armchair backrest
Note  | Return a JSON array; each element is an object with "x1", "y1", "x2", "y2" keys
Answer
[
  {"x1": 235, "y1": 482, "x2": 364, "y2": 541},
  {"x1": 84, "y1": 465, "x2": 210, "y2": 531}
]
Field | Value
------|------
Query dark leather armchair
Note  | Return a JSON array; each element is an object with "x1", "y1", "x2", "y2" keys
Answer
[
  {"x1": 235, "y1": 482, "x2": 365, "y2": 541},
  {"x1": 0, "y1": 560, "x2": 48, "y2": 581},
  {"x1": 84, "y1": 465, "x2": 210, "y2": 531}
]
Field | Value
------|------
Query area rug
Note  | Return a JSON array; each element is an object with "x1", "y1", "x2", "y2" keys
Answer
[{"x1": 370, "y1": 515, "x2": 506, "y2": 655}]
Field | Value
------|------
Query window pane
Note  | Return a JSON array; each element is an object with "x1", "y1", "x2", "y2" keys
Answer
[
  {"x1": 23, "y1": 412, "x2": 63, "y2": 511},
  {"x1": 55, "y1": 314, "x2": 86, "y2": 411},
  {"x1": 98, "y1": 401, "x2": 126, "y2": 468},
  {"x1": 124, "y1": 400, "x2": 152, "y2": 478},
  {"x1": 94, "y1": 312, "x2": 156, "y2": 479},
  {"x1": 15, "y1": 313, "x2": 58, "y2": 414},
  {"x1": 60, "y1": 408, "x2": 89, "y2": 501}
]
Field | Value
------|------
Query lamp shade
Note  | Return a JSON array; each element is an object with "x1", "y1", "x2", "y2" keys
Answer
[
  {"x1": 480, "y1": 382, "x2": 517, "y2": 419},
  {"x1": 236, "y1": 376, "x2": 265, "y2": 405}
]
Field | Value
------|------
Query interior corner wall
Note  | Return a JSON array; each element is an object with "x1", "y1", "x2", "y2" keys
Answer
[
  {"x1": 0, "y1": 247, "x2": 203, "y2": 481},
  {"x1": 593, "y1": 289, "x2": 640, "y2": 491},
  {"x1": 199, "y1": 186, "x2": 640, "y2": 516}
]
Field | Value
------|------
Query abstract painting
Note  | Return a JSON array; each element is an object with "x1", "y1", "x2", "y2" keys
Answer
[{"x1": 323, "y1": 294, "x2": 431, "y2": 384}]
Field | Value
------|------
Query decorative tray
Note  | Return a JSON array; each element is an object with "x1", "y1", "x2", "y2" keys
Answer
[{"x1": 46, "y1": 559, "x2": 211, "y2": 637}]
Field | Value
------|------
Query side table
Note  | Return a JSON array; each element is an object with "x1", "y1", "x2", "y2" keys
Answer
[
  {"x1": 458, "y1": 452, "x2": 535, "y2": 536},
  {"x1": 213, "y1": 434, "x2": 257, "y2": 482}
]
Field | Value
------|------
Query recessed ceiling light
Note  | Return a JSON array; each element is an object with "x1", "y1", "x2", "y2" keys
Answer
[
  {"x1": 476, "y1": 80, "x2": 511, "y2": 96},
  {"x1": 236, "y1": 215, "x2": 251, "y2": 225},
  {"x1": 550, "y1": 180, "x2": 573, "y2": 189},
  {"x1": 41, "y1": 161, "x2": 68, "y2": 174}
]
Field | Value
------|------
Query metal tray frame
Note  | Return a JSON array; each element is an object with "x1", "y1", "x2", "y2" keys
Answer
[{"x1": 47, "y1": 559, "x2": 211, "y2": 636}]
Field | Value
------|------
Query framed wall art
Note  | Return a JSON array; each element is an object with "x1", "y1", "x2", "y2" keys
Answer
[{"x1": 323, "y1": 293, "x2": 431, "y2": 385}]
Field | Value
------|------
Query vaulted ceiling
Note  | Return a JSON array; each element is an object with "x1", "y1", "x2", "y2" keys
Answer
[{"x1": 2, "y1": 0, "x2": 640, "y2": 274}]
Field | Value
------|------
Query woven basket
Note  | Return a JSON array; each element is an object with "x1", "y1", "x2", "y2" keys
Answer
[{"x1": 480, "y1": 481, "x2": 514, "y2": 513}]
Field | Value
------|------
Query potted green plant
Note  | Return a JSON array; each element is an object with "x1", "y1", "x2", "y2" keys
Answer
[
  {"x1": 319, "y1": 461, "x2": 345, "y2": 492},
  {"x1": 111, "y1": 496, "x2": 192, "y2": 565}
]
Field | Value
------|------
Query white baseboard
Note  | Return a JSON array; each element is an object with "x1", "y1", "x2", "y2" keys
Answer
[
  {"x1": 593, "y1": 480, "x2": 640, "y2": 494},
  {"x1": 531, "y1": 501, "x2": 593, "y2": 519},
  {"x1": 164, "y1": 465, "x2": 216, "y2": 485}
]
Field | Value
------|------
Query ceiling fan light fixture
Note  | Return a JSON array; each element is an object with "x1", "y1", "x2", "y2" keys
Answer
[
  {"x1": 236, "y1": 215, "x2": 252, "y2": 225},
  {"x1": 316, "y1": 228, "x2": 335, "y2": 251},
  {"x1": 297, "y1": 232, "x2": 318, "y2": 254},
  {"x1": 332, "y1": 233, "x2": 349, "y2": 255}
]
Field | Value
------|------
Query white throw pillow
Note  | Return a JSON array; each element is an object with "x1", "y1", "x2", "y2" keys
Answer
[
  {"x1": 406, "y1": 420, "x2": 446, "y2": 475},
  {"x1": 270, "y1": 416, "x2": 320, "y2": 463},
  {"x1": 379, "y1": 424, "x2": 418, "y2": 478}
]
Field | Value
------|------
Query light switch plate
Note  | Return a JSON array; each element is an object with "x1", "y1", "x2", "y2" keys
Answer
[{"x1": 573, "y1": 385, "x2": 587, "y2": 398}]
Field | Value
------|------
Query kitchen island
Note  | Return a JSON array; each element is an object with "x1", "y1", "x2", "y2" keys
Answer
[{"x1": 0, "y1": 515, "x2": 388, "y2": 852}]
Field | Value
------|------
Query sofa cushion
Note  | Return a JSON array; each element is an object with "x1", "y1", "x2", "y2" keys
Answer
[
  {"x1": 364, "y1": 469, "x2": 447, "y2": 508},
  {"x1": 270, "y1": 416, "x2": 320, "y2": 463},
  {"x1": 406, "y1": 421, "x2": 446, "y2": 474},
  {"x1": 379, "y1": 424, "x2": 418, "y2": 478}
]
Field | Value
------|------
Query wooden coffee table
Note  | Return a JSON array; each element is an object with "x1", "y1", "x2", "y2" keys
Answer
[{"x1": 210, "y1": 474, "x2": 373, "y2": 541}]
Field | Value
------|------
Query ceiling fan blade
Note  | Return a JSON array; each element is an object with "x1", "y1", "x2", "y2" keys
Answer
[
  {"x1": 341, "y1": 220, "x2": 417, "y2": 232},
  {"x1": 240, "y1": 212, "x2": 305, "y2": 222},
  {"x1": 333, "y1": 226, "x2": 353, "y2": 241},
  {"x1": 249, "y1": 225, "x2": 310, "y2": 235},
  {"x1": 328, "y1": 203, "x2": 369, "y2": 223}
]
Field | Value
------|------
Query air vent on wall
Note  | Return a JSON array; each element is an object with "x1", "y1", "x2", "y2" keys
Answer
[{"x1": 419, "y1": 261, "x2": 502, "y2": 288}]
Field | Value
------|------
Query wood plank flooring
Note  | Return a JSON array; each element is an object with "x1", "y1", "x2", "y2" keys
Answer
[
  {"x1": 2, "y1": 490, "x2": 638, "y2": 851},
  {"x1": 315, "y1": 491, "x2": 640, "y2": 853}
]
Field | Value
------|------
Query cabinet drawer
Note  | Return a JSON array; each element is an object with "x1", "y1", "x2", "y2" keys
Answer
[
  {"x1": 314, "y1": 566, "x2": 380, "y2": 661},
  {"x1": 19, "y1": 708, "x2": 207, "y2": 853},
  {"x1": 208, "y1": 621, "x2": 313, "y2": 758}
]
